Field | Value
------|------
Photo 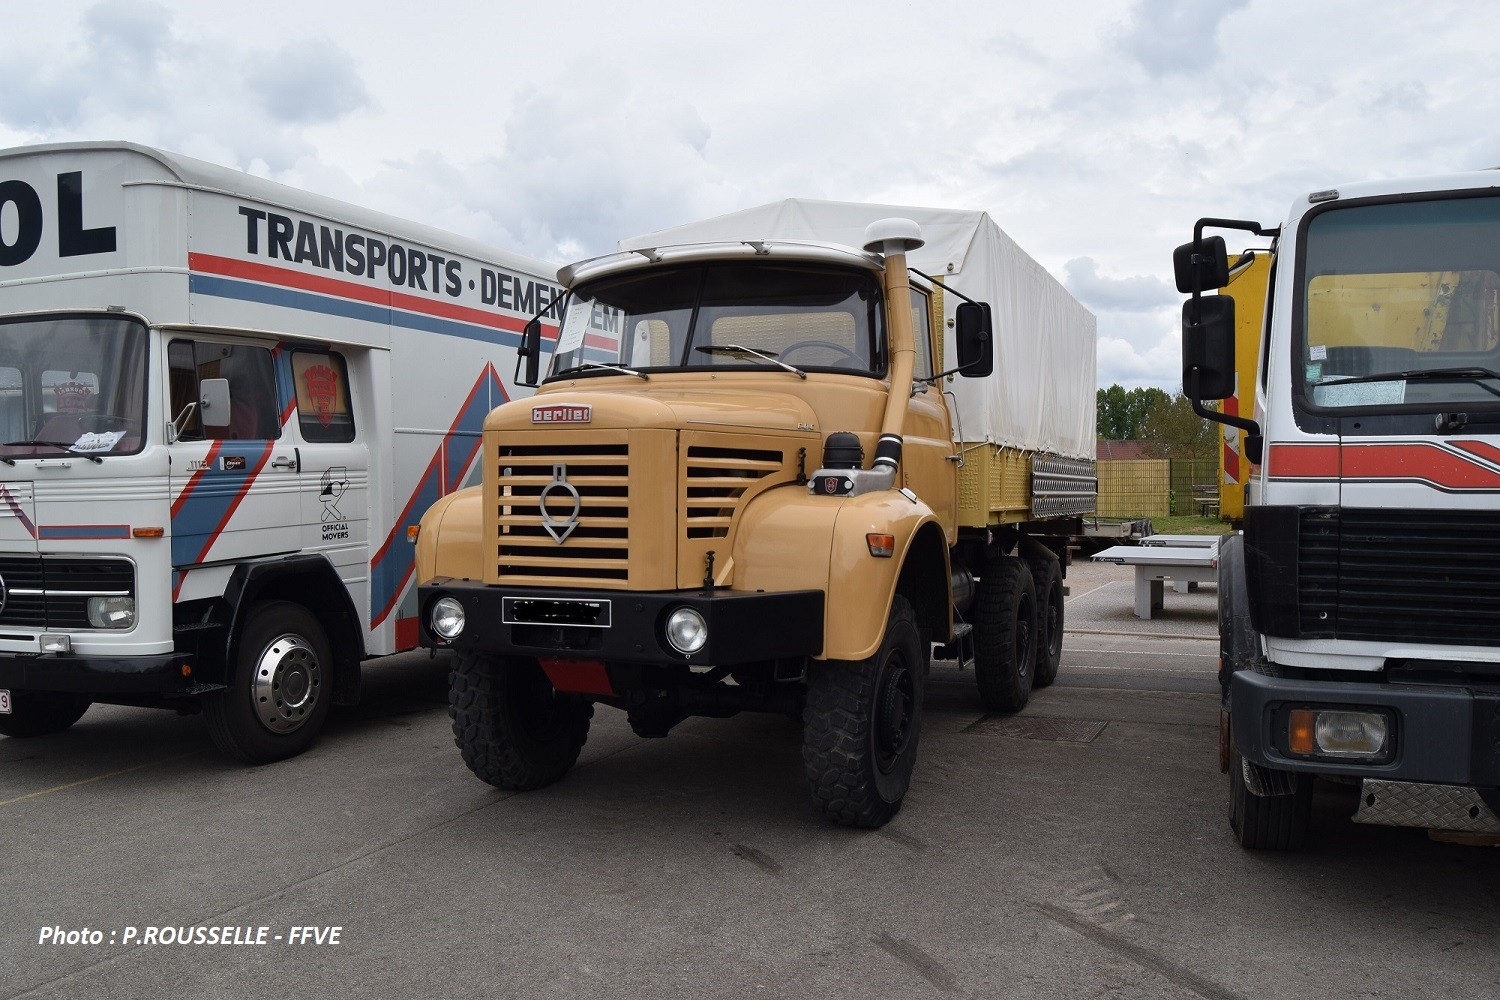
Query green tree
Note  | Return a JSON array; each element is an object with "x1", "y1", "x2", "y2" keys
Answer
[
  {"x1": 1096, "y1": 384, "x2": 1171, "y2": 439},
  {"x1": 1139, "y1": 393, "x2": 1216, "y2": 459}
]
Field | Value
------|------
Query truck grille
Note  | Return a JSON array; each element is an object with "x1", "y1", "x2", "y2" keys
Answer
[
  {"x1": 0, "y1": 556, "x2": 133, "y2": 630},
  {"x1": 1299, "y1": 508, "x2": 1500, "y2": 646},
  {"x1": 683, "y1": 445, "x2": 784, "y2": 540},
  {"x1": 494, "y1": 440, "x2": 631, "y2": 587}
]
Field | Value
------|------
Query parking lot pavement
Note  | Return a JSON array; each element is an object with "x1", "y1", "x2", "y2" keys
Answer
[{"x1": 5, "y1": 562, "x2": 1499, "y2": 999}]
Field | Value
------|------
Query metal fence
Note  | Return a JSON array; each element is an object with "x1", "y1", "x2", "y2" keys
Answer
[{"x1": 1096, "y1": 457, "x2": 1218, "y2": 518}]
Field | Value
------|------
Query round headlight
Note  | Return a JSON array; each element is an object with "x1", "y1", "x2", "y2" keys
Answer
[
  {"x1": 664, "y1": 606, "x2": 708, "y2": 655},
  {"x1": 430, "y1": 596, "x2": 466, "y2": 640},
  {"x1": 87, "y1": 596, "x2": 135, "y2": 629}
]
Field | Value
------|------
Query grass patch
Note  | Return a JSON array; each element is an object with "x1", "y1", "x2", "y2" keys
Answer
[{"x1": 1144, "y1": 514, "x2": 1234, "y2": 535}]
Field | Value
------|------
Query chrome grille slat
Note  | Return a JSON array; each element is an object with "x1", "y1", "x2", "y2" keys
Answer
[{"x1": 495, "y1": 441, "x2": 631, "y2": 586}]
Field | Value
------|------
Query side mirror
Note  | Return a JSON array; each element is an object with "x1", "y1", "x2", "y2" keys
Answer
[
  {"x1": 1173, "y1": 235, "x2": 1229, "y2": 293},
  {"x1": 199, "y1": 377, "x2": 232, "y2": 424},
  {"x1": 954, "y1": 302, "x2": 994, "y2": 378},
  {"x1": 516, "y1": 318, "x2": 542, "y2": 387},
  {"x1": 1182, "y1": 295, "x2": 1235, "y2": 400}
]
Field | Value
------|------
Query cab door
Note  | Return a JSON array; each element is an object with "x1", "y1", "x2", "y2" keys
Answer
[
  {"x1": 284, "y1": 347, "x2": 369, "y2": 625},
  {"x1": 167, "y1": 338, "x2": 301, "y2": 580},
  {"x1": 901, "y1": 287, "x2": 958, "y2": 537}
]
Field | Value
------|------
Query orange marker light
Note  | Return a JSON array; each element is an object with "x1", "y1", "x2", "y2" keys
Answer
[
  {"x1": 132, "y1": 526, "x2": 165, "y2": 538},
  {"x1": 1288, "y1": 709, "x2": 1316, "y2": 754},
  {"x1": 407, "y1": 525, "x2": 420, "y2": 543},
  {"x1": 866, "y1": 533, "x2": 895, "y2": 557}
]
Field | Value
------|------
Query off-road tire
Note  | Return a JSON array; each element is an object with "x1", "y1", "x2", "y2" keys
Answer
[
  {"x1": 0, "y1": 691, "x2": 90, "y2": 737},
  {"x1": 205, "y1": 601, "x2": 332, "y2": 763},
  {"x1": 1228, "y1": 743, "x2": 1312, "y2": 850},
  {"x1": 449, "y1": 651, "x2": 593, "y2": 790},
  {"x1": 803, "y1": 595, "x2": 924, "y2": 828},
  {"x1": 973, "y1": 558, "x2": 1038, "y2": 712},
  {"x1": 1027, "y1": 556, "x2": 1064, "y2": 689}
]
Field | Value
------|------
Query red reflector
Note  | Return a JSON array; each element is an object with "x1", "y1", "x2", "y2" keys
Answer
[{"x1": 539, "y1": 658, "x2": 614, "y2": 697}]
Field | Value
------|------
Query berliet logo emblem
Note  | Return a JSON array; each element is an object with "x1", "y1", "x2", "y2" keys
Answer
[
  {"x1": 532, "y1": 404, "x2": 591, "y2": 424},
  {"x1": 539, "y1": 464, "x2": 582, "y2": 544}
]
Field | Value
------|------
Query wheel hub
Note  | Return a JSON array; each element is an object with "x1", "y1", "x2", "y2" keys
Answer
[
  {"x1": 874, "y1": 660, "x2": 914, "y2": 770},
  {"x1": 252, "y1": 634, "x2": 322, "y2": 734}
]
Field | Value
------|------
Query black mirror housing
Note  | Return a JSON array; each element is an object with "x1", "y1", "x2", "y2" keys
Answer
[
  {"x1": 954, "y1": 302, "x2": 994, "y2": 378},
  {"x1": 516, "y1": 318, "x2": 542, "y2": 387},
  {"x1": 1173, "y1": 235, "x2": 1229, "y2": 294},
  {"x1": 1182, "y1": 295, "x2": 1235, "y2": 400}
]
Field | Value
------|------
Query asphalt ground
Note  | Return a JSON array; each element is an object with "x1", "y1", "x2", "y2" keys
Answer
[{"x1": 3, "y1": 557, "x2": 1498, "y2": 999}]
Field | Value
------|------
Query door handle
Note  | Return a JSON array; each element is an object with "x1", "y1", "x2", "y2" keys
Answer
[{"x1": 270, "y1": 455, "x2": 299, "y2": 470}]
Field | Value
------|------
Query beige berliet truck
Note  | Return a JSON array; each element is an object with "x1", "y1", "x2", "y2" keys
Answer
[{"x1": 416, "y1": 200, "x2": 1096, "y2": 826}]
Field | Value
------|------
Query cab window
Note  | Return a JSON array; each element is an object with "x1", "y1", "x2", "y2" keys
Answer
[
  {"x1": 291, "y1": 351, "x2": 355, "y2": 443},
  {"x1": 169, "y1": 340, "x2": 280, "y2": 440}
]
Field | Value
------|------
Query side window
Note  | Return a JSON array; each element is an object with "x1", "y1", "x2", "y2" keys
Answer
[
  {"x1": 291, "y1": 351, "x2": 355, "y2": 443},
  {"x1": 169, "y1": 340, "x2": 279, "y2": 440},
  {"x1": 911, "y1": 288, "x2": 934, "y2": 381}
]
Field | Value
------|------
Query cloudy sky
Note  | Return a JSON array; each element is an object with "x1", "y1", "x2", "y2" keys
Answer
[{"x1": 4, "y1": 0, "x2": 1497, "y2": 390}]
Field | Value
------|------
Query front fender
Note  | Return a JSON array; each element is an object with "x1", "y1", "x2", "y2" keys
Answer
[
  {"x1": 417, "y1": 486, "x2": 485, "y2": 585},
  {"x1": 733, "y1": 488, "x2": 941, "y2": 661}
]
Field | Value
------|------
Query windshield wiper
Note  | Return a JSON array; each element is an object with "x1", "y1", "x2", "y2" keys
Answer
[
  {"x1": 1321, "y1": 366, "x2": 1500, "y2": 399},
  {"x1": 695, "y1": 344, "x2": 807, "y2": 379},
  {"x1": 558, "y1": 361, "x2": 649, "y2": 381},
  {"x1": 1, "y1": 440, "x2": 105, "y2": 463}
]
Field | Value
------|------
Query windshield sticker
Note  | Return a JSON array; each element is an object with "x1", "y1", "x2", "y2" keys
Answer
[
  {"x1": 556, "y1": 306, "x2": 589, "y2": 354},
  {"x1": 1305, "y1": 363, "x2": 1322, "y2": 382},
  {"x1": 1309, "y1": 344, "x2": 1327, "y2": 361},
  {"x1": 1316, "y1": 380, "x2": 1406, "y2": 407},
  {"x1": 70, "y1": 431, "x2": 125, "y2": 453}
]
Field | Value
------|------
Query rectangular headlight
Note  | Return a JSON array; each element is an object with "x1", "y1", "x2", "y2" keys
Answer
[
  {"x1": 1287, "y1": 707, "x2": 1392, "y2": 762},
  {"x1": 87, "y1": 596, "x2": 136, "y2": 629}
]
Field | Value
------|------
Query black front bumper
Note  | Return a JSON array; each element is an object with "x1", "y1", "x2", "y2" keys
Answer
[
  {"x1": 0, "y1": 651, "x2": 197, "y2": 696},
  {"x1": 418, "y1": 580, "x2": 825, "y2": 665},
  {"x1": 1231, "y1": 670, "x2": 1500, "y2": 786}
]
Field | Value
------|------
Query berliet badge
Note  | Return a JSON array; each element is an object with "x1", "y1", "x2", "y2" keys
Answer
[{"x1": 539, "y1": 464, "x2": 581, "y2": 543}]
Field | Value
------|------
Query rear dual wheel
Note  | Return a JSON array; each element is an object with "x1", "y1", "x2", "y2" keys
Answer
[{"x1": 973, "y1": 559, "x2": 1039, "y2": 712}]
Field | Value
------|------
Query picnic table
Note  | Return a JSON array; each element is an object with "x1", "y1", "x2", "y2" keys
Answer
[{"x1": 1091, "y1": 536, "x2": 1220, "y2": 619}]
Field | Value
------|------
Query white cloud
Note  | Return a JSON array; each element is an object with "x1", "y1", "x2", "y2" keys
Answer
[
  {"x1": 4, "y1": 0, "x2": 1500, "y2": 391},
  {"x1": 247, "y1": 39, "x2": 373, "y2": 125}
]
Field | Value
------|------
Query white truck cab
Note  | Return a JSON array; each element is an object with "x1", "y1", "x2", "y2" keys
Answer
[
  {"x1": 0, "y1": 142, "x2": 557, "y2": 761},
  {"x1": 1179, "y1": 171, "x2": 1500, "y2": 847}
]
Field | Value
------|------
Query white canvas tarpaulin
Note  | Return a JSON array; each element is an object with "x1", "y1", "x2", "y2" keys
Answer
[{"x1": 622, "y1": 199, "x2": 1097, "y2": 461}]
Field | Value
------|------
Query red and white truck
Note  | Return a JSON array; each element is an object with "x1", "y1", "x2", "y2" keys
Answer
[{"x1": 1179, "y1": 172, "x2": 1500, "y2": 848}]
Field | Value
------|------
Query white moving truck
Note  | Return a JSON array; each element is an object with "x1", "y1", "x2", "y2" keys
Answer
[{"x1": 0, "y1": 141, "x2": 558, "y2": 761}]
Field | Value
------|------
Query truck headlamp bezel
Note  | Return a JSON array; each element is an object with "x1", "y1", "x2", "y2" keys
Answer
[
  {"x1": 430, "y1": 596, "x2": 466, "y2": 640},
  {"x1": 664, "y1": 606, "x2": 708, "y2": 656},
  {"x1": 87, "y1": 595, "x2": 136, "y2": 630},
  {"x1": 1279, "y1": 704, "x2": 1395, "y2": 764}
]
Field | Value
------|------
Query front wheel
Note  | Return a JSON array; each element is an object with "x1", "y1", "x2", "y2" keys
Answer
[
  {"x1": 1228, "y1": 741, "x2": 1312, "y2": 850},
  {"x1": 205, "y1": 601, "x2": 332, "y2": 763},
  {"x1": 0, "y1": 691, "x2": 91, "y2": 737},
  {"x1": 802, "y1": 595, "x2": 924, "y2": 828},
  {"x1": 449, "y1": 652, "x2": 593, "y2": 790}
]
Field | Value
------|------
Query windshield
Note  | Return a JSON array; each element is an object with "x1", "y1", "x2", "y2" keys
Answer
[
  {"x1": 0, "y1": 314, "x2": 148, "y2": 459},
  {"x1": 548, "y1": 262, "x2": 883, "y2": 379},
  {"x1": 1299, "y1": 195, "x2": 1500, "y2": 411}
]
